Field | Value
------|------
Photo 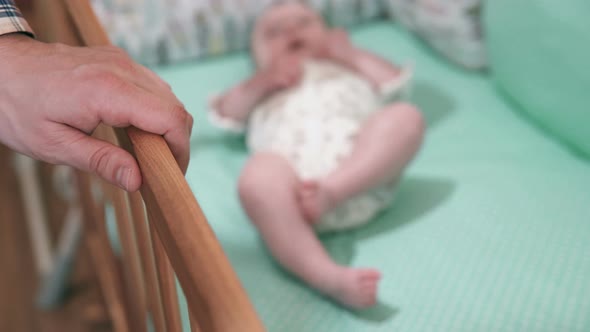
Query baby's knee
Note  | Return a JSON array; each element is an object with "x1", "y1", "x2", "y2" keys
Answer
[
  {"x1": 238, "y1": 153, "x2": 294, "y2": 203},
  {"x1": 238, "y1": 163, "x2": 267, "y2": 204},
  {"x1": 238, "y1": 171, "x2": 260, "y2": 205},
  {"x1": 385, "y1": 102, "x2": 425, "y2": 143}
]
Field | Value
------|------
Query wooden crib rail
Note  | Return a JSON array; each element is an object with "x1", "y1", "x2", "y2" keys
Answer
[{"x1": 48, "y1": 1, "x2": 266, "y2": 331}]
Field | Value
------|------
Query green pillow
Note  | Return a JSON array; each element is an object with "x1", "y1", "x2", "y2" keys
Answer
[{"x1": 484, "y1": 0, "x2": 590, "y2": 158}]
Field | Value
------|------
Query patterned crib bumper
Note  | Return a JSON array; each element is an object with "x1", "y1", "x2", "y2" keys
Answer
[{"x1": 91, "y1": 0, "x2": 384, "y2": 65}]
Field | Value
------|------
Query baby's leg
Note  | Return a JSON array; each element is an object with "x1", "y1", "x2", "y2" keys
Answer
[
  {"x1": 299, "y1": 103, "x2": 424, "y2": 222},
  {"x1": 239, "y1": 152, "x2": 380, "y2": 308}
]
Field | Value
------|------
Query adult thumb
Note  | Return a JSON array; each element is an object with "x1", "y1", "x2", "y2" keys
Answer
[{"x1": 61, "y1": 131, "x2": 142, "y2": 192}]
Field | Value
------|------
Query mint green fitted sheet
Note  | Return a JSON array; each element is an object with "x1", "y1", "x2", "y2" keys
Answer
[{"x1": 153, "y1": 23, "x2": 590, "y2": 332}]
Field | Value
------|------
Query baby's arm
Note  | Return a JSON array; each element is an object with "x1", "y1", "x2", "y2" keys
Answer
[
  {"x1": 212, "y1": 75, "x2": 274, "y2": 123},
  {"x1": 212, "y1": 55, "x2": 302, "y2": 123},
  {"x1": 319, "y1": 29, "x2": 401, "y2": 89},
  {"x1": 341, "y1": 49, "x2": 401, "y2": 88}
]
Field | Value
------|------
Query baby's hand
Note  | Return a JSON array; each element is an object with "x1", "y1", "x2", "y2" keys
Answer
[
  {"x1": 317, "y1": 29, "x2": 355, "y2": 63},
  {"x1": 261, "y1": 55, "x2": 303, "y2": 92}
]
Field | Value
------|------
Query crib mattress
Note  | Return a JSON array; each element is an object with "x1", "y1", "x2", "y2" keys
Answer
[{"x1": 153, "y1": 23, "x2": 590, "y2": 332}]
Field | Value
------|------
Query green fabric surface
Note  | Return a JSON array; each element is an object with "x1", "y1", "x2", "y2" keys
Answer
[
  {"x1": 484, "y1": 0, "x2": 590, "y2": 158},
  {"x1": 153, "y1": 23, "x2": 590, "y2": 332}
]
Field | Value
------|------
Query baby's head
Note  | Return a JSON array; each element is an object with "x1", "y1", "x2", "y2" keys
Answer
[{"x1": 252, "y1": 1, "x2": 328, "y2": 68}]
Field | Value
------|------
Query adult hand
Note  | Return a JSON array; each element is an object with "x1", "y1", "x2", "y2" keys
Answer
[{"x1": 0, "y1": 34, "x2": 193, "y2": 192}]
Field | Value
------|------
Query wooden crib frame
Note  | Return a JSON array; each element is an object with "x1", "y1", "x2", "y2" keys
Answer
[{"x1": 19, "y1": 1, "x2": 266, "y2": 331}]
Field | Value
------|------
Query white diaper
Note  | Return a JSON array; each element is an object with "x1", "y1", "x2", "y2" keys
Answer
[{"x1": 211, "y1": 60, "x2": 413, "y2": 232}]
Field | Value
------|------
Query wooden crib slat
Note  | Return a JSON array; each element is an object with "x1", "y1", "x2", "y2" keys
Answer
[
  {"x1": 128, "y1": 192, "x2": 168, "y2": 332},
  {"x1": 76, "y1": 172, "x2": 130, "y2": 332},
  {"x1": 103, "y1": 182, "x2": 148, "y2": 332},
  {"x1": 96, "y1": 119, "x2": 148, "y2": 332},
  {"x1": 189, "y1": 310, "x2": 202, "y2": 332},
  {"x1": 63, "y1": 1, "x2": 266, "y2": 331},
  {"x1": 33, "y1": 0, "x2": 80, "y2": 46},
  {"x1": 149, "y1": 213, "x2": 183, "y2": 332}
]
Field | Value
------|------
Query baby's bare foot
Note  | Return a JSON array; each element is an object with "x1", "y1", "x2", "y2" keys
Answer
[
  {"x1": 297, "y1": 180, "x2": 335, "y2": 224},
  {"x1": 326, "y1": 268, "x2": 381, "y2": 309}
]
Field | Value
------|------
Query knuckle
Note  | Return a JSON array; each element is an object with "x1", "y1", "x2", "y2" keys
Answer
[
  {"x1": 187, "y1": 113, "x2": 194, "y2": 128},
  {"x1": 94, "y1": 70, "x2": 126, "y2": 91},
  {"x1": 111, "y1": 55, "x2": 135, "y2": 74},
  {"x1": 73, "y1": 65, "x2": 129, "y2": 117},
  {"x1": 72, "y1": 63, "x2": 98, "y2": 80},
  {"x1": 108, "y1": 46, "x2": 127, "y2": 55},
  {"x1": 88, "y1": 145, "x2": 113, "y2": 174},
  {"x1": 169, "y1": 104, "x2": 190, "y2": 126},
  {"x1": 97, "y1": 45, "x2": 120, "y2": 52},
  {"x1": 74, "y1": 63, "x2": 122, "y2": 88}
]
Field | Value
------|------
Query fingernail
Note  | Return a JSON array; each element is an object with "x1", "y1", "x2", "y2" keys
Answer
[{"x1": 116, "y1": 167, "x2": 131, "y2": 191}]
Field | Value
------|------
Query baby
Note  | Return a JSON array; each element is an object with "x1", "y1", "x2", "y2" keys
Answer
[{"x1": 210, "y1": 1, "x2": 424, "y2": 309}]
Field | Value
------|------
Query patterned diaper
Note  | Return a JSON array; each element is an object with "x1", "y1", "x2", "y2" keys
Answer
[{"x1": 211, "y1": 60, "x2": 413, "y2": 232}]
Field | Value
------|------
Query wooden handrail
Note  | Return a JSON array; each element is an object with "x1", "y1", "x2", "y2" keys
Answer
[{"x1": 61, "y1": 1, "x2": 265, "y2": 331}]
